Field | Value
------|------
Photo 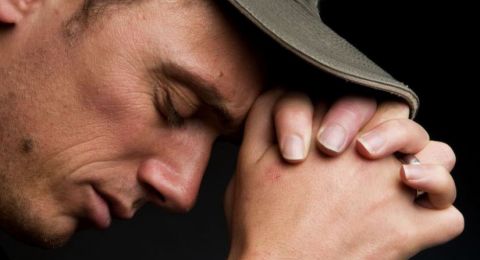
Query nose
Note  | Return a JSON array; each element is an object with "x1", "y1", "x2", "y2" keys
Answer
[
  {"x1": 135, "y1": 120, "x2": 217, "y2": 213},
  {"x1": 137, "y1": 157, "x2": 206, "y2": 213}
]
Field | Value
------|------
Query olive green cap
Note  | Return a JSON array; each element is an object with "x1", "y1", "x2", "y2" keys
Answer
[{"x1": 228, "y1": 0, "x2": 418, "y2": 118}]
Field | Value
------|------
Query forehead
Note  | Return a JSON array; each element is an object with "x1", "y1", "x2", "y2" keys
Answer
[
  {"x1": 77, "y1": 0, "x2": 265, "y2": 125},
  {"x1": 133, "y1": 1, "x2": 265, "y2": 121}
]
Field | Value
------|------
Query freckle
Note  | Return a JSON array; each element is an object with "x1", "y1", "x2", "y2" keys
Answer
[{"x1": 21, "y1": 138, "x2": 34, "y2": 154}]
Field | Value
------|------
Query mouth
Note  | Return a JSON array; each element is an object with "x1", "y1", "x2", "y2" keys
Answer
[
  {"x1": 85, "y1": 186, "x2": 112, "y2": 230},
  {"x1": 94, "y1": 186, "x2": 139, "y2": 219}
]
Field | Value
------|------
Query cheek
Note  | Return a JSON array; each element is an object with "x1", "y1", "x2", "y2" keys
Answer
[
  {"x1": 77, "y1": 75, "x2": 154, "y2": 121},
  {"x1": 74, "y1": 75, "x2": 162, "y2": 144}
]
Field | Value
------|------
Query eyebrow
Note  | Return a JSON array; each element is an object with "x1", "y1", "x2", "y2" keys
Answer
[
  {"x1": 63, "y1": 0, "x2": 141, "y2": 42},
  {"x1": 155, "y1": 63, "x2": 238, "y2": 132}
]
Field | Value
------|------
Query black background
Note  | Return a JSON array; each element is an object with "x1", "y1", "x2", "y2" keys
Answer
[{"x1": 1, "y1": 0, "x2": 477, "y2": 259}]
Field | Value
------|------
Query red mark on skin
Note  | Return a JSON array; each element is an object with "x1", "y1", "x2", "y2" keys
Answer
[
  {"x1": 264, "y1": 164, "x2": 285, "y2": 182},
  {"x1": 268, "y1": 170, "x2": 281, "y2": 181}
]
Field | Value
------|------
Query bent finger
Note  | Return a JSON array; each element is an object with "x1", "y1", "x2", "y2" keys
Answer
[
  {"x1": 401, "y1": 164, "x2": 457, "y2": 209},
  {"x1": 357, "y1": 119, "x2": 430, "y2": 159},
  {"x1": 361, "y1": 101, "x2": 410, "y2": 133},
  {"x1": 274, "y1": 92, "x2": 314, "y2": 163},
  {"x1": 415, "y1": 141, "x2": 456, "y2": 172},
  {"x1": 316, "y1": 96, "x2": 377, "y2": 155},
  {"x1": 240, "y1": 90, "x2": 284, "y2": 163}
]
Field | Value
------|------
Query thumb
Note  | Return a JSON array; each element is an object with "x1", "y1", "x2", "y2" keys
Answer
[{"x1": 239, "y1": 90, "x2": 284, "y2": 163}]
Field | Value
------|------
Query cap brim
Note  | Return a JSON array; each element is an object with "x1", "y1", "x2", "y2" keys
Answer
[{"x1": 228, "y1": 0, "x2": 418, "y2": 118}]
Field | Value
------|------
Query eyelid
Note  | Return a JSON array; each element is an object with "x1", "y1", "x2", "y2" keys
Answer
[
  {"x1": 153, "y1": 87, "x2": 185, "y2": 128},
  {"x1": 162, "y1": 91, "x2": 185, "y2": 127}
]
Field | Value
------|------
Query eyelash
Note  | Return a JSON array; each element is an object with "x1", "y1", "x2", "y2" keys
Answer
[
  {"x1": 162, "y1": 92, "x2": 185, "y2": 127},
  {"x1": 153, "y1": 88, "x2": 185, "y2": 128}
]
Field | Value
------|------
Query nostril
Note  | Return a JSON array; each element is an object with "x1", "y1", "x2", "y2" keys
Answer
[
  {"x1": 143, "y1": 183, "x2": 196, "y2": 213},
  {"x1": 158, "y1": 192, "x2": 166, "y2": 202},
  {"x1": 137, "y1": 158, "x2": 201, "y2": 213},
  {"x1": 169, "y1": 195, "x2": 195, "y2": 213},
  {"x1": 142, "y1": 183, "x2": 166, "y2": 203},
  {"x1": 153, "y1": 189, "x2": 166, "y2": 202},
  {"x1": 137, "y1": 159, "x2": 174, "y2": 204}
]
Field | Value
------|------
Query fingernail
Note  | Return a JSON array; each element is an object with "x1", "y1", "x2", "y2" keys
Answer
[
  {"x1": 358, "y1": 131, "x2": 386, "y2": 154},
  {"x1": 282, "y1": 135, "x2": 305, "y2": 161},
  {"x1": 317, "y1": 124, "x2": 347, "y2": 153},
  {"x1": 403, "y1": 165, "x2": 425, "y2": 180}
]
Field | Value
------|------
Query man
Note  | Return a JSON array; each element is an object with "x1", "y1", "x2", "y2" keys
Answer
[{"x1": 0, "y1": 0, "x2": 462, "y2": 258}]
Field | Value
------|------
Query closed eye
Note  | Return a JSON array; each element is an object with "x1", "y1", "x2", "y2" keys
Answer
[
  {"x1": 153, "y1": 88, "x2": 185, "y2": 128},
  {"x1": 151, "y1": 62, "x2": 238, "y2": 132}
]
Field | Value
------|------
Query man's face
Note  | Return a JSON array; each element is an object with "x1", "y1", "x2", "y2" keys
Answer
[{"x1": 0, "y1": 0, "x2": 263, "y2": 247}]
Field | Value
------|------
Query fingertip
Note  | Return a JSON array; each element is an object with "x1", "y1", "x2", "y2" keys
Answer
[
  {"x1": 400, "y1": 165, "x2": 433, "y2": 191},
  {"x1": 399, "y1": 164, "x2": 409, "y2": 182},
  {"x1": 316, "y1": 124, "x2": 348, "y2": 156},
  {"x1": 280, "y1": 134, "x2": 308, "y2": 163},
  {"x1": 355, "y1": 138, "x2": 378, "y2": 159},
  {"x1": 316, "y1": 143, "x2": 342, "y2": 157},
  {"x1": 314, "y1": 96, "x2": 377, "y2": 157},
  {"x1": 273, "y1": 91, "x2": 314, "y2": 163},
  {"x1": 282, "y1": 157, "x2": 307, "y2": 164}
]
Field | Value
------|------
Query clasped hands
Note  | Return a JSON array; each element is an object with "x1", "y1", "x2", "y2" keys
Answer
[{"x1": 225, "y1": 90, "x2": 464, "y2": 259}]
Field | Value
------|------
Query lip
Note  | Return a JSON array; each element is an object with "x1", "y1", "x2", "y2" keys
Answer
[
  {"x1": 86, "y1": 187, "x2": 112, "y2": 230},
  {"x1": 94, "y1": 186, "x2": 138, "y2": 220}
]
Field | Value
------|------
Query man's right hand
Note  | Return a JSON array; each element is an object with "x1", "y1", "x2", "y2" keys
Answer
[{"x1": 225, "y1": 91, "x2": 464, "y2": 259}]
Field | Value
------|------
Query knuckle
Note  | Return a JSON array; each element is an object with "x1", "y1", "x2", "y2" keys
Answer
[
  {"x1": 332, "y1": 96, "x2": 377, "y2": 123},
  {"x1": 447, "y1": 208, "x2": 465, "y2": 238},
  {"x1": 402, "y1": 119, "x2": 428, "y2": 140},
  {"x1": 338, "y1": 95, "x2": 377, "y2": 109},
  {"x1": 277, "y1": 91, "x2": 311, "y2": 107},
  {"x1": 274, "y1": 97, "x2": 313, "y2": 121},
  {"x1": 384, "y1": 119, "x2": 408, "y2": 137},
  {"x1": 414, "y1": 121, "x2": 430, "y2": 142},
  {"x1": 380, "y1": 101, "x2": 410, "y2": 118},
  {"x1": 431, "y1": 165, "x2": 454, "y2": 193},
  {"x1": 433, "y1": 141, "x2": 457, "y2": 168},
  {"x1": 435, "y1": 164, "x2": 451, "y2": 182},
  {"x1": 287, "y1": 91, "x2": 310, "y2": 102},
  {"x1": 278, "y1": 105, "x2": 311, "y2": 120},
  {"x1": 384, "y1": 119, "x2": 429, "y2": 146},
  {"x1": 336, "y1": 106, "x2": 362, "y2": 123},
  {"x1": 258, "y1": 89, "x2": 284, "y2": 106}
]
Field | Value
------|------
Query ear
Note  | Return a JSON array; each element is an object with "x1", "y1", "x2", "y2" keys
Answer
[{"x1": 0, "y1": 0, "x2": 40, "y2": 24}]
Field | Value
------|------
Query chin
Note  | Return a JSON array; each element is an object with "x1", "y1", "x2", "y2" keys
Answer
[
  {"x1": 3, "y1": 215, "x2": 77, "y2": 249},
  {"x1": 26, "y1": 227, "x2": 75, "y2": 249}
]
